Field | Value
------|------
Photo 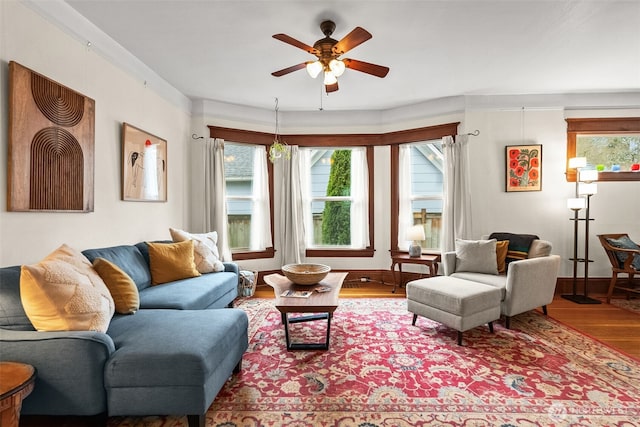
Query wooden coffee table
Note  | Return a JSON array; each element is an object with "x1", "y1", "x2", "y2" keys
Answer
[{"x1": 264, "y1": 272, "x2": 347, "y2": 351}]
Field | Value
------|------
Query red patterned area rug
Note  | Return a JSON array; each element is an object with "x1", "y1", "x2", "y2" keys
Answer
[{"x1": 110, "y1": 298, "x2": 640, "y2": 427}]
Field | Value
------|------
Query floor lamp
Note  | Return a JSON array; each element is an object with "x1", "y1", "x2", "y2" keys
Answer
[{"x1": 562, "y1": 160, "x2": 601, "y2": 304}]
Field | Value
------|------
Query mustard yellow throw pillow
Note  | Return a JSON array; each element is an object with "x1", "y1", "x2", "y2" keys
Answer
[
  {"x1": 147, "y1": 240, "x2": 201, "y2": 285},
  {"x1": 169, "y1": 227, "x2": 225, "y2": 273},
  {"x1": 20, "y1": 244, "x2": 115, "y2": 332},
  {"x1": 496, "y1": 240, "x2": 509, "y2": 274},
  {"x1": 92, "y1": 258, "x2": 139, "y2": 314}
]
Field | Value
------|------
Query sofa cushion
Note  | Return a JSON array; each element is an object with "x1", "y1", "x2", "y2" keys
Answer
[
  {"x1": 138, "y1": 272, "x2": 238, "y2": 310},
  {"x1": 92, "y1": 258, "x2": 140, "y2": 315},
  {"x1": 147, "y1": 240, "x2": 201, "y2": 285},
  {"x1": 82, "y1": 245, "x2": 152, "y2": 291},
  {"x1": 0, "y1": 266, "x2": 35, "y2": 331},
  {"x1": 169, "y1": 228, "x2": 225, "y2": 274},
  {"x1": 455, "y1": 239, "x2": 498, "y2": 275},
  {"x1": 105, "y1": 308, "x2": 248, "y2": 388},
  {"x1": 20, "y1": 244, "x2": 114, "y2": 333},
  {"x1": 450, "y1": 271, "x2": 507, "y2": 301}
]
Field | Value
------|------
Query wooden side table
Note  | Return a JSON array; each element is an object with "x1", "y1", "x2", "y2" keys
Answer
[
  {"x1": 0, "y1": 362, "x2": 36, "y2": 427},
  {"x1": 390, "y1": 253, "x2": 441, "y2": 293}
]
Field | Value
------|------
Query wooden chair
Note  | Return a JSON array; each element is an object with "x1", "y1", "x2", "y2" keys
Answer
[{"x1": 597, "y1": 234, "x2": 640, "y2": 303}]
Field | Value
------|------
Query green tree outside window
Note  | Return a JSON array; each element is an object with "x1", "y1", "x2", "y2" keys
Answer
[{"x1": 321, "y1": 150, "x2": 351, "y2": 245}]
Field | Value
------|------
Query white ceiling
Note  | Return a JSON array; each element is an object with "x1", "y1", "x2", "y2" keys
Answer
[{"x1": 63, "y1": 0, "x2": 640, "y2": 112}]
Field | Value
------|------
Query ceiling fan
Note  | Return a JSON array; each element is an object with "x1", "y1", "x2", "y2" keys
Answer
[{"x1": 271, "y1": 20, "x2": 390, "y2": 93}]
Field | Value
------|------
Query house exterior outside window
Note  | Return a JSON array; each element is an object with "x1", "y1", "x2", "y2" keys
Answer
[
  {"x1": 224, "y1": 143, "x2": 272, "y2": 253},
  {"x1": 398, "y1": 141, "x2": 444, "y2": 251}
]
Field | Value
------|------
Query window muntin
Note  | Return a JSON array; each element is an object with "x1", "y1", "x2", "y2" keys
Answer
[{"x1": 399, "y1": 141, "x2": 444, "y2": 251}]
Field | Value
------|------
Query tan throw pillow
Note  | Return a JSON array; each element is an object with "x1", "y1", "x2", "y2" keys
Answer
[
  {"x1": 147, "y1": 240, "x2": 201, "y2": 285},
  {"x1": 169, "y1": 228, "x2": 225, "y2": 273},
  {"x1": 92, "y1": 258, "x2": 139, "y2": 314},
  {"x1": 496, "y1": 240, "x2": 509, "y2": 274},
  {"x1": 455, "y1": 239, "x2": 499, "y2": 275},
  {"x1": 20, "y1": 244, "x2": 115, "y2": 332}
]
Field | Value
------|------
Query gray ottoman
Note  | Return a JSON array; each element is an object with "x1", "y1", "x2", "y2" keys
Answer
[{"x1": 407, "y1": 276, "x2": 501, "y2": 345}]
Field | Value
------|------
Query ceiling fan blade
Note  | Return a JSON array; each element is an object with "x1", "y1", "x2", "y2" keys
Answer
[
  {"x1": 325, "y1": 82, "x2": 339, "y2": 93},
  {"x1": 272, "y1": 63, "x2": 307, "y2": 77},
  {"x1": 273, "y1": 34, "x2": 319, "y2": 55},
  {"x1": 332, "y1": 27, "x2": 372, "y2": 55},
  {"x1": 343, "y1": 58, "x2": 389, "y2": 78}
]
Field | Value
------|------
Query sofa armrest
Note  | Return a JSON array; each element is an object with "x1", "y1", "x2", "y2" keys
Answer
[
  {"x1": 442, "y1": 251, "x2": 457, "y2": 276},
  {"x1": 0, "y1": 328, "x2": 115, "y2": 415},
  {"x1": 223, "y1": 262, "x2": 239, "y2": 276},
  {"x1": 503, "y1": 255, "x2": 561, "y2": 317}
]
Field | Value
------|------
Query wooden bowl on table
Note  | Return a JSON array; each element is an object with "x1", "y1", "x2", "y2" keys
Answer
[{"x1": 281, "y1": 263, "x2": 331, "y2": 285}]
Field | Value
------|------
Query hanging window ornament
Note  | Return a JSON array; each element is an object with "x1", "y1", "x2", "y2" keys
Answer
[{"x1": 269, "y1": 98, "x2": 291, "y2": 163}]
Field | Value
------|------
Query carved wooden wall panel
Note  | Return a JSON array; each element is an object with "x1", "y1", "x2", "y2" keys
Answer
[{"x1": 8, "y1": 61, "x2": 94, "y2": 212}]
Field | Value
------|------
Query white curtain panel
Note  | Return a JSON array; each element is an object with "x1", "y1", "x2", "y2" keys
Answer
[
  {"x1": 441, "y1": 134, "x2": 472, "y2": 252},
  {"x1": 280, "y1": 146, "x2": 306, "y2": 264},
  {"x1": 202, "y1": 138, "x2": 232, "y2": 261},
  {"x1": 350, "y1": 147, "x2": 370, "y2": 249},
  {"x1": 250, "y1": 145, "x2": 273, "y2": 251},
  {"x1": 397, "y1": 144, "x2": 413, "y2": 251},
  {"x1": 298, "y1": 149, "x2": 314, "y2": 249}
]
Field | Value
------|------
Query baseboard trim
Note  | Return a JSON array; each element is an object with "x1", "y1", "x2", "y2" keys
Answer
[{"x1": 255, "y1": 269, "x2": 639, "y2": 298}]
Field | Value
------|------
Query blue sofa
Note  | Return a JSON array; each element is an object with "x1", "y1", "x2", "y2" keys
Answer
[{"x1": 0, "y1": 241, "x2": 249, "y2": 427}]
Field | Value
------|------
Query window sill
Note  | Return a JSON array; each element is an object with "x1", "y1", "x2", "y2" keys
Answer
[
  {"x1": 306, "y1": 248, "x2": 375, "y2": 258},
  {"x1": 231, "y1": 248, "x2": 275, "y2": 261}
]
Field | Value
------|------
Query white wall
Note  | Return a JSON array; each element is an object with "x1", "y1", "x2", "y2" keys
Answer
[{"x1": 0, "y1": 2, "x2": 192, "y2": 265}]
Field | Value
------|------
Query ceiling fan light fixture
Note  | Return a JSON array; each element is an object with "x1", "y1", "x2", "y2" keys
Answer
[
  {"x1": 306, "y1": 61, "x2": 323, "y2": 78},
  {"x1": 329, "y1": 59, "x2": 345, "y2": 77},
  {"x1": 323, "y1": 71, "x2": 338, "y2": 85}
]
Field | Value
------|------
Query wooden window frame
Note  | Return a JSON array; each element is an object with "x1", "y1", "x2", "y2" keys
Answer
[
  {"x1": 565, "y1": 117, "x2": 640, "y2": 182},
  {"x1": 209, "y1": 128, "x2": 275, "y2": 261},
  {"x1": 389, "y1": 123, "x2": 459, "y2": 256},
  {"x1": 209, "y1": 122, "x2": 459, "y2": 259}
]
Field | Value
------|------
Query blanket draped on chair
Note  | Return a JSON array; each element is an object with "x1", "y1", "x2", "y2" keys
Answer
[{"x1": 489, "y1": 232, "x2": 539, "y2": 264}]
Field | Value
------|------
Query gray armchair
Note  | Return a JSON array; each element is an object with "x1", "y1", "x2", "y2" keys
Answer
[{"x1": 442, "y1": 238, "x2": 561, "y2": 328}]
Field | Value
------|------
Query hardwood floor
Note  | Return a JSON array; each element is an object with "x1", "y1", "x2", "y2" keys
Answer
[{"x1": 254, "y1": 280, "x2": 640, "y2": 359}]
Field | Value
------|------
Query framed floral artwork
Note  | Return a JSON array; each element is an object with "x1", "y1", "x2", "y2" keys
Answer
[{"x1": 506, "y1": 144, "x2": 542, "y2": 192}]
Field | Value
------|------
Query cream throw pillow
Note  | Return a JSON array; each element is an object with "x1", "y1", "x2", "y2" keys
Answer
[
  {"x1": 169, "y1": 228, "x2": 225, "y2": 273},
  {"x1": 147, "y1": 240, "x2": 201, "y2": 285},
  {"x1": 20, "y1": 244, "x2": 115, "y2": 332},
  {"x1": 92, "y1": 258, "x2": 139, "y2": 314},
  {"x1": 455, "y1": 239, "x2": 499, "y2": 275}
]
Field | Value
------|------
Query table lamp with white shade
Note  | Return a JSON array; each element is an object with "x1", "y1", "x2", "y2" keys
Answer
[{"x1": 407, "y1": 225, "x2": 426, "y2": 258}]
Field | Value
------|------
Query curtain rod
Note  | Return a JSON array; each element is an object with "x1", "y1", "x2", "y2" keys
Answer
[{"x1": 458, "y1": 129, "x2": 480, "y2": 136}]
